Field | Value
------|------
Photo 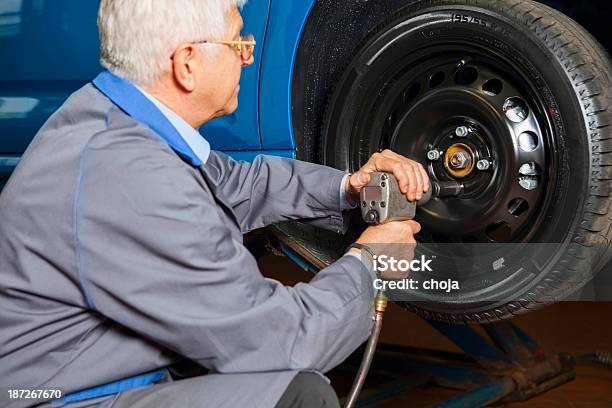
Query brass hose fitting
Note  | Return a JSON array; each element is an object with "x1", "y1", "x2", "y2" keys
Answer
[{"x1": 374, "y1": 290, "x2": 388, "y2": 314}]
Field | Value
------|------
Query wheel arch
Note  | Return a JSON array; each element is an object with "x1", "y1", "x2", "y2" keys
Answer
[{"x1": 257, "y1": 0, "x2": 315, "y2": 152}]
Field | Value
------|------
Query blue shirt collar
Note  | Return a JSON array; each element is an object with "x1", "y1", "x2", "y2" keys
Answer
[
  {"x1": 92, "y1": 70, "x2": 210, "y2": 167},
  {"x1": 134, "y1": 84, "x2": 211, "y2": 165}
]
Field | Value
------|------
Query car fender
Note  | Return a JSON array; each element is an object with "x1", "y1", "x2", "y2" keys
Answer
[{"x1": 259, "y1": 0, "x2": 316, "y2": 152}]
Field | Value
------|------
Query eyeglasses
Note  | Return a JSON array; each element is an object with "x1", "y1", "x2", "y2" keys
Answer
[{"x1": 196, "y1": 33, "x2": 256, "y2": 60}]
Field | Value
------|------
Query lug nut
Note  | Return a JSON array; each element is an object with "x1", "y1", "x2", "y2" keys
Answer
[
  {"x1": 427, "y1": 150, "x2": 441, "y2": 160},
  {"x1": 476, "y1": 159, "x2": 491, "y2": 170},
  {"x1": 455, "y1": 126, "x2": 470, "y2": 137}
]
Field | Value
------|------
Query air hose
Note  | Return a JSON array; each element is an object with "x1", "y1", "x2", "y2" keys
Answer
[{"x1": 344, "y1": 290, "x2": 388, "y2": 408}]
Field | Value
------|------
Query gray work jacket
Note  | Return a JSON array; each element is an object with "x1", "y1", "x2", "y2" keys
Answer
[{"x1": 0, "y1": 84, "x2": 374, "y2": 407}]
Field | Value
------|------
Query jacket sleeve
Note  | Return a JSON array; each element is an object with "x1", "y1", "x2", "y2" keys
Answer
[
  {"x1": 77, "y1": 139, "x2": 374, "y2": 375},
  {"x1": 202, "y1": 150, "x2": 351, "y2": 233}
]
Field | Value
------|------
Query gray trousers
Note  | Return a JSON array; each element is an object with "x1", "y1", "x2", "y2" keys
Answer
[{"x1": 41, "y1": 372, "x2": 340, "y2": 408}]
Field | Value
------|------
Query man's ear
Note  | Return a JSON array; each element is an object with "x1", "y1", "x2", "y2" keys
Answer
[{"x1": 171, "y1": 44, "x2": 197, "y2": 92}]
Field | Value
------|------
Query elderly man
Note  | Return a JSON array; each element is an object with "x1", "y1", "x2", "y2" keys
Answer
[{"x1": 0, "y1": 1, "x2": 427, "y2": 407}]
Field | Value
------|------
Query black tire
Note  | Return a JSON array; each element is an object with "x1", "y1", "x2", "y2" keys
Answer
[{"x1": 305, "y1": 0, "x2": 612, "y2": 323}]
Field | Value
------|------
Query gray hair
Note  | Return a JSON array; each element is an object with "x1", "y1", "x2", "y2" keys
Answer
[{"x1": 98, "y1": 0, "x2": 247, "y2": 86}]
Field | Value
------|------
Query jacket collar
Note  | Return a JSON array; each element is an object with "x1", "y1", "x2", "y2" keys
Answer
[{"x1": 92, "y1": 70, "x2": 203, "y2": 167}]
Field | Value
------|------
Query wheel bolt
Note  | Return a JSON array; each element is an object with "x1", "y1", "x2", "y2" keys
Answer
[
  {"x1": 455, "y1": 126, "x2": 470, "y2": 137},
  {"x1": 427, "y1": 150, "x2": 441, "y2": 160},
  {"x1": 476, "y1": 159, "x2": 491, "y2": 170}
]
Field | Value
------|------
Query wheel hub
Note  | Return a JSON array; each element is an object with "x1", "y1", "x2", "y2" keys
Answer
[{"x1": 444, "y1": 143, "x2": 475, "y2": 178}]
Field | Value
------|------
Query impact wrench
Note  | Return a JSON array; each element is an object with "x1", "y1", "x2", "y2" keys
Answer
[{"x1": 344, "y1": 172, "x2": 462, "y2": 408}]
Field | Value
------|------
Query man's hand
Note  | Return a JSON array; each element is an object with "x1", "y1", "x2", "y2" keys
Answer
[
  {"x1": 356, "y1": 219, "x2": 420, "y2": 245},
  {"x1": 348, "y1": 220, "x2": 421, "y2": 280},
  {"x1": 345, "y1": 149, "x2": 430, "y2": 202}
]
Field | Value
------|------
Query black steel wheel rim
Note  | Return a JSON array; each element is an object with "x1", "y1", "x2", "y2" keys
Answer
[{"x1": 347, "y1": 41, "x2": 559, "y2": 244}]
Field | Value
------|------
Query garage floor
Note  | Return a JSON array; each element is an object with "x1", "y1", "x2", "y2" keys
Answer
[{"x1": 259, "y1": 253, "x2": 612, "y2": 407}]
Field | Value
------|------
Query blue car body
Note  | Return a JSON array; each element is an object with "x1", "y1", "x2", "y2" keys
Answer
[{"x1": 0, "y1": 0, "x2": 316, "y2": 188}]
